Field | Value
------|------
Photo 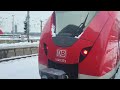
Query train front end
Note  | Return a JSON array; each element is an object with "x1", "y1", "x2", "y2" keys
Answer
[{"x1": 38, "y1": 11, "x2": 117, "y2": 79}]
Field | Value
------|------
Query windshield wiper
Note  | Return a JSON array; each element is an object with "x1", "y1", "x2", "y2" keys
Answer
[{"x1": 73, "y1": 12, "x2": 89, "y2": 37}]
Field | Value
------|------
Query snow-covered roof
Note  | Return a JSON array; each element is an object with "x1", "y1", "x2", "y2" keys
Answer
[{"x1": 0, "y1": 36, "x2": 40, "y2": 40}]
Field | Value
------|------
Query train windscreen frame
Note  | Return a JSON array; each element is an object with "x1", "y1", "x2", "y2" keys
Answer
[{"x1": 52, "y1": 11, "x2": 98, "y2": 38}]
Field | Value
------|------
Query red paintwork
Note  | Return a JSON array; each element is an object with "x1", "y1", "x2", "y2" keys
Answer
[
  {"x1": 38, "y1": 11, "x2": 120, "y2": 77},
  {"x1": 0, "y1": 28, "x2": 3, "y2": 34}
]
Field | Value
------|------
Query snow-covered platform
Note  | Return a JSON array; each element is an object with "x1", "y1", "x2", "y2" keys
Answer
[
  {"x1": 0, "y1": 42, "x2": 39, "y2": 59},
  {"x1": 0, "y1": 41, "x2": 39, "y2": 50}
]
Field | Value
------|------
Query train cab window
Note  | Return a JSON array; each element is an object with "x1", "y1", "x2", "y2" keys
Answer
[{"x1": 52, "y1": 11, "x2": 97, "y2": 38}]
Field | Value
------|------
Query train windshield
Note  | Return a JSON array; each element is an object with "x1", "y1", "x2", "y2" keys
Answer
[{"x1": 52, "y1": 11, "x2": 97, "y2": 38}]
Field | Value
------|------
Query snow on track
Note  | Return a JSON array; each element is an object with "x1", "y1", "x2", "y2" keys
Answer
[{"x1": 0, "y1": 56, "x2": 40, "y2": 79}]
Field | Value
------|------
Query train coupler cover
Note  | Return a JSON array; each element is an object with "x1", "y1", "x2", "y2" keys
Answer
[{"x1": 40, "y1": 68, "x2": 68, "y2": 79}]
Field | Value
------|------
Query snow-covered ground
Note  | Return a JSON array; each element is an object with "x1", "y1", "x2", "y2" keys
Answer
[
  {"x1": 0, "y1": 56, "x2": 40, "y2": 79},
  {"x1": 0, "y1": 41, "x2": 39, "y2": 50}
]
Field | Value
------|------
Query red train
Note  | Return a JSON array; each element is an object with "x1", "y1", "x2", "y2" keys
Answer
[
  {"x1": 38, "y1": 11, "x2": 120, "y2": 79},
  {"x1": 0, "y1": 28, "x2": 3, "y2": 34}
]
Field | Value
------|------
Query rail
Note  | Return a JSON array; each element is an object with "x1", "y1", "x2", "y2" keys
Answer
[{"x1": 0, "y1": 54, "x2": 38, "y2": 63}]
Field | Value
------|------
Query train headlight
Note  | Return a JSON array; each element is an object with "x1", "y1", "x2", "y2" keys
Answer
[
  {"x1": 80, "y1": 46, "x2": 92, "y2": 62},
  {"x1": 83, "y1": 49, "x2": 88, "y2": 55}
]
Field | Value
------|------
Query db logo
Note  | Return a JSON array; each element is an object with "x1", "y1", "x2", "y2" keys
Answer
[{"x1": 56, "y1": 49, "x2": 67, "y2": 58}]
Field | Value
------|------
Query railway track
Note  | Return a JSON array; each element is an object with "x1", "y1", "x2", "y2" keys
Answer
[{"x1": 0, "y1": 54, "x2": 38, "y2": 63}]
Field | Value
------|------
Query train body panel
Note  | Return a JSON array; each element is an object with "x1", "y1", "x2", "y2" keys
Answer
[{"x1": 38, "y1": 11, "x2": 120, "y2": 79}]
